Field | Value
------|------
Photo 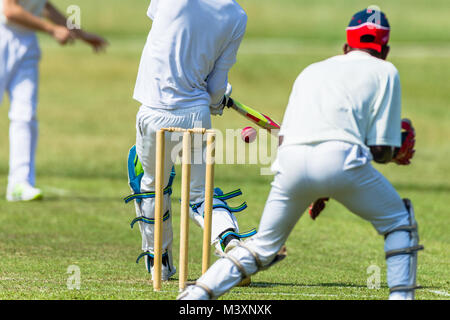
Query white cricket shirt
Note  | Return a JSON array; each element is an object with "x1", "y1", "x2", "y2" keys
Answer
[
  {"x1": 133, "y1": 0, "x2": 247, "y2": 110},
  {"x1": 0, "y1": 0, "x2": 47, "y2": 33},
  {"x1": 280, "y1": 50, "x2": 402, "y2": 150}
]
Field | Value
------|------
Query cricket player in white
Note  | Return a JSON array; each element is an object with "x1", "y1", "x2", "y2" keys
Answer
[
  {"x1": 0, "y1": 0, "x2": 107, "y2": 201},
  {"x1": 130, "y1": 0, "x2": 252, "y2": 281},
  {"x1": 178, "y1": 9, "x2": 422, "y2": 300}
]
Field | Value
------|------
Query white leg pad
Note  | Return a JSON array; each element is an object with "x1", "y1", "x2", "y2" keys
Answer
[{"x1": 385, "y1": 199, "x2": 423, "y2": 300}]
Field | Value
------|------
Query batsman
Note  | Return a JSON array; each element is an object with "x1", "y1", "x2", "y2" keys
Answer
[
  {"x1": 179, "y1": 8, "x2": 422, "y2": 300},
  {"x1": 126, "y1": 0, "x2": 255, "y2": 282}
]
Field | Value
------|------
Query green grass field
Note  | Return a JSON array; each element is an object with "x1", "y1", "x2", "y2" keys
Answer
[{"x1": 0, "y1": 0, "x2": 449, "y2": 300}]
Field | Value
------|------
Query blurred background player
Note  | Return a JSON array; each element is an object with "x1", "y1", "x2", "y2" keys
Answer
[
  {"x1": 0, "y1": 0, "x2": 108, "y2": 201},
  {"x1": 129, "y1": 0, "x2": 254, "y2": 281},
  {"x1": 178, "y1": 8, "x2": 422, "y2": 300}
]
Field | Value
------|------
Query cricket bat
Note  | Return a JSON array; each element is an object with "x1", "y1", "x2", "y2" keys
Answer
[{"x1": 227, "y1": 98, "x2": 281, "y2": 135}]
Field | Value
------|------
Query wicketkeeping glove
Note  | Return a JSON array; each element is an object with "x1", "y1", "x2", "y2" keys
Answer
[
  {"x1": 392, "y1": 118, "x2": 416, "y2": 165},
  {"x1": 308, "y1": 198, "x2": 330, "y2": 220}
]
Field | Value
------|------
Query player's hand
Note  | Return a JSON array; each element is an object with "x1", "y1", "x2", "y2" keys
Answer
[
  {"x1": 76, "y1": 31, "x2": 109, "y2": 53},
  {"x1": 308, "y1": 198, "x2": 329, "y2": 220},
  {"x1": 223, "y1": 82, "x2": 233, "y2": 106},
  {"x1": 51, "y1": 25, "x2": 74, "y2": 45},
  {"x1": 209, "y1": 105, "x2": 224, "y2": 116},
  {"x1": 210, "y1": 83, "x2": 232, "y2": 116},
  {"x1": 392, "y1": 118, "x2": 415, "y2": 165}
]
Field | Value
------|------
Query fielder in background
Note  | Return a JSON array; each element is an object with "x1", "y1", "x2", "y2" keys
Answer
[
  {"x1": 127, "y1": 0, "x2": 255, "y2": 282},
  {"x1": 178, "y1": 8, "x2": 422, "y2": 300},
  {"x1": 0, "y1": 0, "x2": 108, "y2": 201}
]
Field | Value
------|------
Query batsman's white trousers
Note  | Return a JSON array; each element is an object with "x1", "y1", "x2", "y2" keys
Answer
[
  {"x1": 195, "y1": 141, "x2": 412, "y2": 297},
  {"x1": 135, "y1": 105, "x2": 237, "y2": 253},
  {"x1": 0, "y1": 24, "x2": 40, "y2": 189}
]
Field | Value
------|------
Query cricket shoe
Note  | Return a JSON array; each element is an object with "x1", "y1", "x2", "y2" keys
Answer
[
  {"x1": 224, "y1": 236, "x2": 252, "y2": 287},
  {"x1": 389, "y1": 291, "x2": 414, "y2": 300},
  {"x1": 6, "y1": 183, "x2": 43, "y2": 202},
  {"x1": 143, "y1": 250, "x2": 176, "y2": 281}
]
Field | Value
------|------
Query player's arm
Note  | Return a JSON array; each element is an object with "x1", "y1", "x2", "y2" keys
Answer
[
  {"x1": 366, "y1": 67, "x2": 411, "y2": 164},
  {"x1": 207, "y1": 39, "x2": 241, "y2": 115},
  {"x1": 2, "y1": 0, "x2": 71, "y2": 44},
  {"x1": 207, "y1": 36, "x2": 244, "y2": 107},
  {"x1": 44, "y1": 2, "x2": 108, "y2": 52},
  {"x1": 208, "y1": 17, "x2": 247, "y2": 115},
  {"x1": 207, "y1": 68, "x2": 231, "y2": 114},
  {"x1": 369, "y1": 145, "x2": 393, "y2": 164},
  {"x1": 369, "y1": 118, "x2": 415, "y2": 165},
  {"x1": 367, "y1": 64, "x2": 415, "y2": 166}
]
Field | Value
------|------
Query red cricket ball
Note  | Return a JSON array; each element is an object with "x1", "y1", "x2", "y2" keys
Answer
[{"x1": 241, "y1": 126, "x2": 257, "y2": 143}]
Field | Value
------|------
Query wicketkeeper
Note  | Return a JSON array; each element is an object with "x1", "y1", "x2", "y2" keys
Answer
[
  {"x1": 126, "y1": 0, "x2": 255, "y2": 281},
  {"x1": 178, "y1": 8, "x2": 422, "y2": 300},
  {"x1": 0, "y1": 0, "x2": 107, "y2": 201}
]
